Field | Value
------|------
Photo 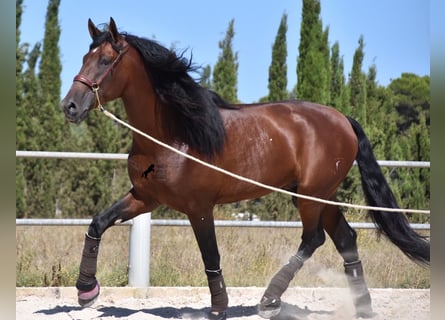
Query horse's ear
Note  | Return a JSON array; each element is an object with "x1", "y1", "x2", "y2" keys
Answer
[
  {"x1": 108, "y1": 17, "x2": 122, "y2": 43},
  {"x1": 88, "y1": 18, "x2": 101, "y2": 39}
]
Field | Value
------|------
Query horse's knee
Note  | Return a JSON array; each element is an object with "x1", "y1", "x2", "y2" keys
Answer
[
  {"x1": 87, "y1": 212, "x2": 115, "y2": 238},
  {"x1": 333, "y1": 222, "x2": 359, "y2": 262},
  {"x1": 87, "y1": 216, "x2": 103, "y2": 239},
  {"x1": 298, "y1": 228, "x2": 326, "y2": 259},
  {"x1": 312, "y1": 229, "x2": 326, "y2": 248}
]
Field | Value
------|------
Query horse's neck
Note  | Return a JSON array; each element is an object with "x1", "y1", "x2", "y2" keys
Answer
[
  {"x1": 120, "y1": 72, "x2": 154, "y2": 125},
  {"x1": 120, "y1": 80, "x2": 166, "y2": 154}
]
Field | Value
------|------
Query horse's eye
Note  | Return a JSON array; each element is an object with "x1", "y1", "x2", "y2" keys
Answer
[{"x1": 100, "y1": 57, "x2": 112, "y2": 66}]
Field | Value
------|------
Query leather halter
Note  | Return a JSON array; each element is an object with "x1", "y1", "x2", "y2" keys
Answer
[{"x1": 73, "y1": 45, "x2": 128, "y2": 91}]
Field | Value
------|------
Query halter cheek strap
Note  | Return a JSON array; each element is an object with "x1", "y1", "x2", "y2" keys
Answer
[{"x1": 73, "y1": 45, "x2": 128, "y2": 105}]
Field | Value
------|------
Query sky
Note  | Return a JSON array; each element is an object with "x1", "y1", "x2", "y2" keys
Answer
[{"x1": 19, "y1": 0, "x2": 429, "y2": 103}]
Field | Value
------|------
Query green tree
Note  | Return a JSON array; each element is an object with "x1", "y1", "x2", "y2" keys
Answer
[
  {"x1": 348, "y1": 35, "x2": 367, "y2": 125},
  {"x1": 16, "y1": 42, "x2": 44, "y2": 218},
  {"x1": 39, "y1": 0, "x2": 64, "y2": 217},
  {"x1": 268, "y1": 13, "x2": 288, "y2": 101},
  {"x1": 388, "y1": 116, "x2": 429, "y2": 224},
  {"x1": 364, "y1": 64, "x2": 384, "y2": 157},
  {"x1": 338, "y1": 37, "x2": 369, "y2": 219},
  {"x1": 406, "y1": 113, "x2": 429, "y2": 220},
  {"x1": 39, "y1": 0, "x2": 61, "y2": 109},
  {"x1": 16, "y1": 0, "x2": 65, "y2": 218},
  {"x1": 385, "y1": 74, "x2": 430, "y2": 223},
  {"x1": 16, "y1": 0, "x2": 26, "y2": 216},
  {"x1": 212, "y1": 19, "x2": 238, "y2": 103},
  {"x1": 17, "y1": 42, "x2": 42, "y2": 150},
  {"x1": 16, "y1": 0, "x2": 25, "y2": 110},
  {"x1": 199, "y1": 65, "x2": 212, "y2": 89},
  {"x1": 329, "y1": 42, "x2": 349, "y2": 113},
  {"x1": 37, "y1": 0, "x2": 65, "y2": 152},
  {"x1": 362, "y1": 65, "x2": 399, "y2": 214},
  {"x1": 295, "y1": 0, "x2": 330, "y2": 104},
  {"x1": 388, "y1": 73, "x2": 430, "y2": 132}
]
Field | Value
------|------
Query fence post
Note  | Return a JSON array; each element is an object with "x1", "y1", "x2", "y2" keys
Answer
[{"x1": 128, "y1": 212, "x2": 151, "y2": 287}]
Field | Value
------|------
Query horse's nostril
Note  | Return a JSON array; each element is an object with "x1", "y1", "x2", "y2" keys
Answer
[
  {"x1": 64, "y1": 101, "x2": 78, "y2": 116},
  {"x1": 68, "y1": 102, "x2": 77, "y2": 111},
  {"x1": 62, "y1": 100, "x2": 79, "y2": 121}
]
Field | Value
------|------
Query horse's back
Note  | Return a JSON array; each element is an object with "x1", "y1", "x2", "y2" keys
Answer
[
  {"x1": 214, "y1": 100, "x2": 358, "y2": 202},
  {"x1": 222, "y1": 100, "x2": 356, "y2": 150}
]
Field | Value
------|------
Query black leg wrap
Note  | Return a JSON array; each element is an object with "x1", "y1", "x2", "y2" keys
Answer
[
  {"x1": 263, "y1": 255, "x2": 303, "y2": 299},
  {"x1": 206, "y1": 269, "x2": 228, "y2": 313},
  {"x1": 258, "y1": 255, "x2": 304, "y2": 319},
  {"x1": 76, "y1": 233, "x2": 101, "y2": 292},
  {"x1": 344, "y1": 260, "x2": 375, "y2": 318}
]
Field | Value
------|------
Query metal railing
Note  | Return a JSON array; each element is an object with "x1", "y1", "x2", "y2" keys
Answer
[
  {"x1": 16, "y1": 218, "x2": 430, "y2": 230},
  {"x1": 16, "y1": 150, "x2": 431, "y2": 168}
]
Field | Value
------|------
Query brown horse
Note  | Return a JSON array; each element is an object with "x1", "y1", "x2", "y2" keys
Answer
[{"x1": 61, "y1": 18, "x2": 429, "y2": 319}]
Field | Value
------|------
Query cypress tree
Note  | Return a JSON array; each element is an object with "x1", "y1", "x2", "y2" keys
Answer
[
  {"x1": 16, "y1": 0, "x2": 26, "y2": 217},
  {"x1": 17, "y1": 36, "x2": 44, "y2": 217},
  {"x1": 348, "y1": 35, "x2": 367, "y2": 125},
  {"x1": 295, "y1": 0, "x2": 330, "y2": 104},
  {"x1": 364, "y1": 64, "x2": 386, "y2": 158},
  {"x1": 329, "y1": 41, "x2": 349, "y2": 112},
  {"x1": 16, "y1": 0, "x2": 25, "y2": 110},
  {"x1": 212, "y1": 19, "x2": 239, "y2": 103},
  {"x1": 338, "y1": 36, "x2": 369, "y2": 219},
  {"x1": 38, "y1": 0, "x2": 65, "y2": 151},
  {"x1": 39, "y1": 0, "x2": 61, "y2": 109},
  {"x1": 18, "y1": 0, "x2": 65, "y2": 217},
  {"x1": 321, "y1": 26, "x2": 331, "y2": 102},
  {"x1": 18, "y1": 43, "x2": 42, "y2": 149},
  {"x1": 199, "y1": 65, "x2": 212, "y2": 89},
  {"x1": 268, "y1": 13, "x2": 288, "y2": 101},
  {"x1": 16, "y1": 0, "x2": 33, "y2": 149}
]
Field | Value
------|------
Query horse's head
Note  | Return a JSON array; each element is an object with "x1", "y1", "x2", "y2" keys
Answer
[{"x1": 61, "y1": 18, "x2": 129, "y2": 124}]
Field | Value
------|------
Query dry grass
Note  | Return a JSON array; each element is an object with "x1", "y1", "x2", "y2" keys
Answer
[{"x1": 16, "y1": 225, "x2": 429, "y2": 289}]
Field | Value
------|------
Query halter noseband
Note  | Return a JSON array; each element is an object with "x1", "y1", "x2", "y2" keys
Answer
[{"x1": 73, "y1": 44, "x2": 128, "y2": 94}]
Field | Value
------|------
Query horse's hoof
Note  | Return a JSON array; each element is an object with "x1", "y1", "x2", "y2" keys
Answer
[
  {"x1": 356, "y1": 310, "x2": 377, "y2": 319},
  {"x1": 208, "y1": 310, "x2": 227, "y2": 320},
  {"x1": 78, "y1": 282, "x2": 100, "y2": 308},
  {"x1": 258, "y1": 296, "x2": 281, "y2": 319},
  {"x1": 355, "y1": 301, "x2": 376, "y2": 318}
]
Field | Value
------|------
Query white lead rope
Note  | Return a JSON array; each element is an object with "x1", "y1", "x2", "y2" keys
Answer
[{"x1": 98, "y1": 105, "x2": 430, "y2": 215}]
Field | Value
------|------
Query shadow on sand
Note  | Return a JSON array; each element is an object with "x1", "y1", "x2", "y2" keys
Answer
[{"x1": 35, "y1": 301, "x2": 334, "y2": 319}]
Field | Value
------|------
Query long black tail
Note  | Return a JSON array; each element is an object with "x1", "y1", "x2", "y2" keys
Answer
[{"x1": 347, "y1": 117, "x2": 429, "y2": 266}]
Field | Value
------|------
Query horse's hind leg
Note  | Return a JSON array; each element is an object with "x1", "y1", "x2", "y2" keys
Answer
[
  {"x1": 258, "y1": 199, "x2": 326, "y2": 319},
  {"x1": 322, "y1": 203, "x2": 375, "y2": 318},
  {"x1": 77, "y1": 189, "x2": 156, "y2": 307}
]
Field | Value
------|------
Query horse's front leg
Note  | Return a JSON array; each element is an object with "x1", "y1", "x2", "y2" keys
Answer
[
  {"x1": 189, "y1": 211, "x2": 228, "y2": 320},
  {"x1": 77, "y1": 188, "x2": 157, "y2": 307}
]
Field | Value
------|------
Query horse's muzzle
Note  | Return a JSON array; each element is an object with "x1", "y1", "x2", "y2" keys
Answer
[{"x1": 62, "y1": 100, "x2": 89, "y2": 124}]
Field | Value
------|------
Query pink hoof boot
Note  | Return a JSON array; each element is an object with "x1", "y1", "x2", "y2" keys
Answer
[{"x1": 78, "y1": 282, "x2": 100, "y2": 307}]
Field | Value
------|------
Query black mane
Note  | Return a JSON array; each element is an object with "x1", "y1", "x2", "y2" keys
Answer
[{"x1": 90, "y1": 29, "x2": 229, "y2": 158}]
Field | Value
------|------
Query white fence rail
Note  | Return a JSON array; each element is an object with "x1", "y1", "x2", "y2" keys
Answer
[
  {"x1": 15, "y1": 218, "x2": 430, "y2": 229},
  {"x1": 16, "y1": 150, "x2": 431, "y2": 168},
  {"x1": 16, "y1": 151, "x2": 430, "y2": 287}
]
